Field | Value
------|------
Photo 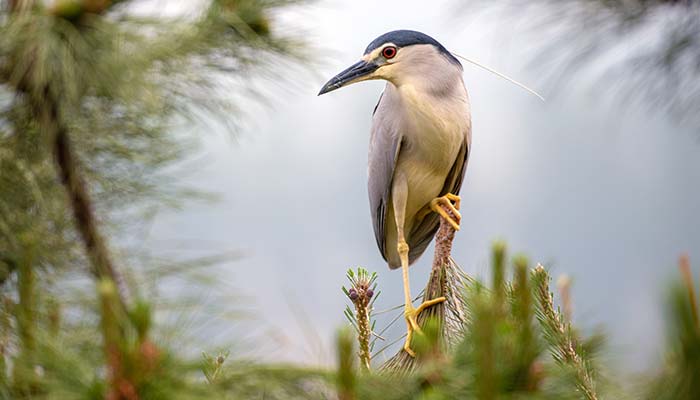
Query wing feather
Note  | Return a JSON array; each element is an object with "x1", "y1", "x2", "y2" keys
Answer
[{"x1": 368, "y1": 93, "x2": 402, "y2": 261}]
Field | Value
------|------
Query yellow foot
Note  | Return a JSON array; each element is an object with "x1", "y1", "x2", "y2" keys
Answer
[
  {"x1": 402, "y1": 296, "x2": 447, "y2": 357},
  {"x1": 430, "y1": 193, "x2": 462, "y2": 231}
]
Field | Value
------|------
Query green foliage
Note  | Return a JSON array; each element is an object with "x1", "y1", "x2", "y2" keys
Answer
[
  {"x1": 0, "y1": 0, "x2": 308, "y2": 398},
  {"x1": 330, "y1": 246, "x2": 698, "y2": 400},
  {"x1": 645, "y1": 270, "x2": 700, "y2": 400},
  {"x1": 443, "y1": 248, "x2": 567, "y2": 399},
  {"x1": 532, "y1": 265, "x2": 598, "y2": 400},
  {"x1": 342, "y1": 267, "x2": 379, "y2": 370},
  {"x1": 201, "y1": 350, "x2": 229, "y2": 384},
  {"x1": 337, "y1": 328, "x2": 357, "y2": 400},
  {"x1": 334, "y1": 243, "x2": 609, "y2": 399}
]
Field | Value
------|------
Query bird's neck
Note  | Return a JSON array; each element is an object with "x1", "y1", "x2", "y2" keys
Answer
[
  {"x1": 391, "y1": 66, "x2": 465, "y2": 99},
  {"x1": 389, "y1": 71, "x2": 467, "y2": 117}
]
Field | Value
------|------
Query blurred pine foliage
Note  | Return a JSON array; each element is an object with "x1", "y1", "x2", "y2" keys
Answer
[
  {"x1": 0, "y1": 1, "x2": 698, "y2": 399},
  {"x1": 335, "y1": 245, "x2": 698, "y2": 400},
  {"x1": 470, "y1": 0, "x2": 700, "y2": 128},
  {"x1": 0, "y1": 0, "x2": 310, "y2": 398}
]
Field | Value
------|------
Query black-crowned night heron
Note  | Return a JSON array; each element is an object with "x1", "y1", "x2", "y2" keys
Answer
[{"x1": 319, "y1": 30, "x2": 471, "y2": 356}]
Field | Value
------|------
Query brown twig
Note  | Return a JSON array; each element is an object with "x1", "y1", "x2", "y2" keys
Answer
[
  {"x1": 52, "y1": 114, "x2": 124, "y2": 293},
  {"x1": 679, "y1": 254, "x2": 698, "y2": 328},
  {"x1": 422, "y1": 206, "x2": 468, "y2": 344}
]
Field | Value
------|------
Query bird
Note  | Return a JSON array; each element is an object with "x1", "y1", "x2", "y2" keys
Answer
[{"x1": 318, "y1": 30, "x2": 471, "y2": 357}]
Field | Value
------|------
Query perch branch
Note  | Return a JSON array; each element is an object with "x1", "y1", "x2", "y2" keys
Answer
[{"x1": 381, "y1": 204, "x2": 468, "y2": 373}]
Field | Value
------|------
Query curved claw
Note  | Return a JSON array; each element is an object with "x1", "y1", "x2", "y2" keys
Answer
[
  {"x1": 403, "y1": 323, "x2": 416, "y2": 357},
  {"x1": 402, "y1": 296, "x2": 447, "y2": 357},
  {"x1": 430, "y1": 193, "x2": 462, "y2": 231}
]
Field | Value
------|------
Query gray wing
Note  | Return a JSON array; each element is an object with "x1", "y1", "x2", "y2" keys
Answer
[
  {"x1": 407, "y1": 133, "x2": 470, "y2": 264},
  {"x1": 368, "y1": 92, "x2": 402, "y2": 262}
]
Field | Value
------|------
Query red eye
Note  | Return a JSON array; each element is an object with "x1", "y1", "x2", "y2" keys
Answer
[{"x1": 382, "y1": 46, "x2": 397, "y2": 59}]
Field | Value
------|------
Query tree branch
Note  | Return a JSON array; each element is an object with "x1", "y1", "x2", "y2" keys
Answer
[
  {"x1": 46, "y1": 89, "x2": 127, "y2": 304},
  {"x1": 533, "y1": 265, "x2": 598, "y2": 400},
  {"x1": 382, "y1": 205, "x2": 468, "y2": 373}
]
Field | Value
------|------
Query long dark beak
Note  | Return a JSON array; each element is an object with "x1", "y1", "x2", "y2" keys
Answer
[{"x1": 318, "y1": 60, "x2": 379, "y2": 96}]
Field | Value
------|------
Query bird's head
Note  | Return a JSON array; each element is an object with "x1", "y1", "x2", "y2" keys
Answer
[{"x1": 318, "y1": 30, "x2": 462, "y2": 96}]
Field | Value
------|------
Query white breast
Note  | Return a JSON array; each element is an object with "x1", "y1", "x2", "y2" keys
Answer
[{"x1": 394, "y1": 84, "x2": 468, "y2": 230}]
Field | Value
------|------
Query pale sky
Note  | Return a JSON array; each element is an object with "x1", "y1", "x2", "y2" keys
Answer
[{"x1": 144, "y1": 0, "x2": 700, "y2": 370}]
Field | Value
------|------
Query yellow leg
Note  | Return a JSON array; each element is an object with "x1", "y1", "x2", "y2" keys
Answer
[
  {"x1": 398, "y1": 240, "x2": 446, "y2": 357},
  {"x1": 393, "y1": 173, "x2": 447, "y2": 357},
  {"x1": 430, "y1": 193, "x2": 462, "y2": 231}
]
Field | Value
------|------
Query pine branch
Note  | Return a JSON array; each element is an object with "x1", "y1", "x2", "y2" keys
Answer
[
  {"x1": 532, "y1": 264, "x2": 598, "y2": 400},
  {"x1": 382, "y1": 204, "x2": 469, "y2": 373},
  {"x1": 512, "y1": 254, "x2": 539, "y2": 391},
  {"x1": 492, "y1": 241, "x2": 506, "y2": 308},
  {"x1": 4, "y1": 0, "x2": 129, "y2": 306},
  {"x1": 471, "y1": 289, "x2": 497, "y2": 400},
  {"x1": 343, "y1": 268, "x2": 378, "y2": 371},
  {"x1": 337, "y1": 328, "x2": 357, "y2": 400},
  {"x1": 15, "y1": 247, "x2": 35, "y2": 356},
  {"x1": 48, "y1": 92, "x2": 128, "y2": 305},
  {"x1": 12, "y1": 245, "x2": 38, "y2": 394},
  {"x1": 20, "y1": 58, "x2": 133, "y2": 396}
]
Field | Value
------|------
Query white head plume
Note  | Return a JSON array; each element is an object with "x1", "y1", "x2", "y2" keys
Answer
[{"x1": 451, "y1": 52, "x2": 545, "y2": 102}]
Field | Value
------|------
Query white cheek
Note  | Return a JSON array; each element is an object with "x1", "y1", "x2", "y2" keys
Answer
[{"x1": 375, "y1": 63, "x2": 397, "y2": 81}]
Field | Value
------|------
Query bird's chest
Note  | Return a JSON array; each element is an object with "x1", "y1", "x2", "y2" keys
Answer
[{"x1": 398, "y1": 94, "x2": 464, "y2": 174}]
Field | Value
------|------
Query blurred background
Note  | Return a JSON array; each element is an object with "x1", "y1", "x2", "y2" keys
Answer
[
  {"x1": 138, "y1": 0, "x2": 700, "y2": 371},
  {"x1": 2, "y1": 0, "x2": 699, "y2": 386}
]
